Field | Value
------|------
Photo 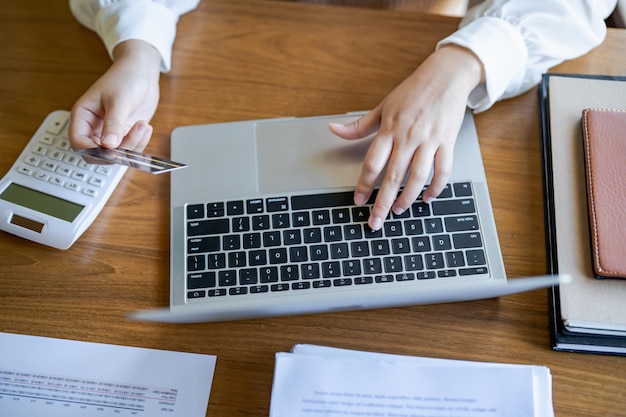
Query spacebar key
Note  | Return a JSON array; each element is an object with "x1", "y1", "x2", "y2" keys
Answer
[
  {"x1": 188, "y1": 218, "x2": 229, "y2": 236},
  {"x1": 291, "y1": 191, "x2": 355, "y2": 210}
]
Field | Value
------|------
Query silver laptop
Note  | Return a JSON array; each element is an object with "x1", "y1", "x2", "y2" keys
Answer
[{"x1": 130, "y1": 110, "x2": 563, "y2": 323}]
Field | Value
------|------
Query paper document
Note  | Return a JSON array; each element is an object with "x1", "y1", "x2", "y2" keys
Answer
[
  {"x1": 269, "y1": 344, "x2": 553, "y2": 417},
  {"x1": 0, "y1": 332, "x2": 216, "y2": 417}
]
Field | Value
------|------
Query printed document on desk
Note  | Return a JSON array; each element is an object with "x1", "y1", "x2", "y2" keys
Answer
[
  {"x1": 0, "y1": 332, "x2": 216, "y2": 417},
  {"x1": 269, "y1": 344, "x2": 554, "y2": 417}
]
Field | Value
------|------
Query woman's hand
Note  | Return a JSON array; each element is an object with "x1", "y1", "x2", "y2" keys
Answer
[
  {"x1": 330, "y1": 44, "x2": 484, "y2": 230},
  {"x1": 69, "y1": 39, "x2": 162, "y2": 151}
]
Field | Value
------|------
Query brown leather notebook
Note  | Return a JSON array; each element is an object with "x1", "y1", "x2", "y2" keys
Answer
[{"x1": 581, "y1": 108, "x2": 626, "y2": 279}]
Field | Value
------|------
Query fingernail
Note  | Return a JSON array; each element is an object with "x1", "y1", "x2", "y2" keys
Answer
[
  {"x1": 354, "y1": 192, "x2": 368, "y2": 206},
  {"x1": 369, "y1": 216, "x2": 383, "y2": 231},
  {"x1": 101, "y1": 133, "x2": 118, "y2": 147},
  {"x1": 135, "y1": 122, "x2": 147, "y2": 134},
  {"x1": 392, "y1": 206, "x2": 405, "y2": 216}
]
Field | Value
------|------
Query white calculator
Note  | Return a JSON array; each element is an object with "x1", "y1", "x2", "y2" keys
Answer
[{"x1": 0, "y1": 110, "x2": 127, "y2": 249}]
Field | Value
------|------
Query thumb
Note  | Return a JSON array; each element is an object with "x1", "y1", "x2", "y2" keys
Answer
[
  {"x1": 99, "y1": 102, "x2": 131, "y2": 148},
  {"x1": 328, "y1": 107, "x2": 382, "y2": 140}
]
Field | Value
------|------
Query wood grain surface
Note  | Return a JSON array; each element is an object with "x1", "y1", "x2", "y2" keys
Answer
[{"x1": 0, "y1": 1, "x2": 625, "y2": 416}]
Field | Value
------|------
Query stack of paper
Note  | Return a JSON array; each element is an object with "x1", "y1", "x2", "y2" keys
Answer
[
  {"x1": 0, "y1": 332, "x2": 216, "y2": 417},
  {"x1": 270, "y1": 345, "x2": 553, "y2": 417}
]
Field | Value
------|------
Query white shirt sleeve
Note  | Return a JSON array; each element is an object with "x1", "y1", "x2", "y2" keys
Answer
[
  {"x1": 69, "y1": 0, "x2": 200, "y2": 72},
  {"x1": 438, "y1": 0, "x2": 618, "y2": 112}
]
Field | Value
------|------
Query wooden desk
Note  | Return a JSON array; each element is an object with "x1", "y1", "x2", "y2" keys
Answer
[{"x1": 1, "y1": 1, "x2": 624, "y2": 415}]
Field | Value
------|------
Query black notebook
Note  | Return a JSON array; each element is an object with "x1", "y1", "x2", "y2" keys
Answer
[{"x1": 539, "y1": 73, "x2": 626, "y2": 355}]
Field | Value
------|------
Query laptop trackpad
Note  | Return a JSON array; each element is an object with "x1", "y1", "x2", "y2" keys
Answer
[{"x1": 255, "y1": 115, "x2": 371, "y2": 194}]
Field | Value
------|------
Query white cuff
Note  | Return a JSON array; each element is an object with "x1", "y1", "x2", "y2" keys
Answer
[
  {"x1": 94, "y1": 0, "x2": 179, "y2": 72},
  {"x1": 438, "y1": 17, "x2": 527, "y2": 112}
]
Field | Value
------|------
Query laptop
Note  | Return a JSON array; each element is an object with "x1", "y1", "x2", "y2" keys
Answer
[{"x1": 130, "y1": 110, "x2": 564, "y2": 323}]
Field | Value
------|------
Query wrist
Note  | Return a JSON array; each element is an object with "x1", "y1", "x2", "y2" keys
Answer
[
  {"x1": 112, "y1": 39, "x2": 161, "y2": 80},
  {"x1": 433, "y1": 44, "x2": 485, "y2": 95}
]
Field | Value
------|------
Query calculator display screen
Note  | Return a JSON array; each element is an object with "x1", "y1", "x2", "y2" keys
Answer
[{"x1": 0, "y1": 183, "x2": 84, "y2": 223}]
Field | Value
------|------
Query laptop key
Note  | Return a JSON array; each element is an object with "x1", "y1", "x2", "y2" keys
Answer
[
  {"x1": 239, "y1": 268, "x2": 258, "y2": 285},
  {"x1": 301, "y1": 263, "x2": 320, "y2": 279},
  {"x1": 432, "y1": 198, "x2": 476, "y2": 216},
  {"x1": 375, "y1": 275, "x2": 394, "y2": 283},
  {"x1": 417, "y1": 271, "x2": 437, "y2": 279},
  {"x1": 227, "y1": 200, "x2": 245, "y2": 215},
  {"x1": 292, "y1": 282, "x2": 311, "y2": 290},
  {"x1": 452, "y1": 232, "x2": 483, "y2": 249},
  {"x1": 228, "y1": 251, "x2": 246, "y2": 267},
  {"x1": 188, "y1": 290, "x2": 206, "y2": 299},
  {"x1": 444, "y1": 215, "x2": 479, "y2": 232},
  {"x1": 187, "y1": 204, "x2": 205, "y2": 219},
  {"x1": 207, "y1": 202, "x2": 225, "y2": 217},
  {"x1": 466, "y1": 249, "x2": 486, "y2": 265},
  {"x1": 424, "y1": 218, "x2": 444, "y2": 234},
  {"x1": 188, "y1": 236, "x2": 220, "y2": 253},
  {"x1": 453, "y1": 182, "x2": 473, "y2": 197},
  {"x1": 188, "y1": 218, "x2": 229, "y2": 236},
  {"x1": 271, "y1": 283, "x2": 290, "y2": 292},
  {"x1": 246, "y1": 199, "x2": 264, "y2": 214},
  {"x1": 229, "y1": 287, "x2": 248, "y2": 295},
  {"x1": 354, "y1": 276, "x2": 373, "y2": 285},
  {"x1": 291, "y1": 191, "x2": 354, "y2": 210},
  {"x1": 332, "y1": 207, "x2": 351, "y2": 223},
  {"x1": 250, "y1": 285, "x2": 269, "y2": 293},
  {"x1": 396, "y1": 272, "x2": 415, "y2": 281},
  {"x1": 188, "y1": 272, "x2": 216, "y2": 289},
  {"x1": 266, "y1": 197, "x2": 288, "y2": 212},
  {"x1": 310, "y1": 244, "x2": 329, "y2": 261},
  {"x1": 438, "y1": 270, "x2": 457, "y2": 278},
  {"x1": 459, "y1": 266, "x2": 489, "y2": 276},
  {"x1": 260, "y1": 266, "x2": 279, "y2": 283},
  {"x1": 252, "y1": 214, "x2": 270, "y2": 230},
  {"x1": 313, "y1": 280, "x2": 332, "y2": 288}
]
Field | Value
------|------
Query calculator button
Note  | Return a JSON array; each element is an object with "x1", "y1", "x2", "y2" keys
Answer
[
  {"x1": 49, "y1": 150, "x2": 64, "y2": 161},
  {"x1": 95, "y1": 166, "x2": 112, "y2": 176},
  {"x1": 24, "y1": 155, "x2": 40, "y2": 166},
  {"x1": 56, "y1": 138, "x2": 71, "y2": 150},
  {"x1": 78, "y1": 160, "x2": 91, "y2": 170},
  {"x1": 44, "y1": 113, "x2": 68, "y2": 135},
  {"x1": 82, "y1": 188, "x2": 97, "y2": 197},
  {"x1": 41, "y1": 161, "x2": 57, "y2": 172},
  {"x1": 49, "y1": 177, "x2": 64, "y2": 186},
  {"x1": 71, "y1": 171, "x2": 87, "y2": 181},
  {"x1": 17, "y1": 166, "x2": 33, "y2": 175},
  {"x1": 64, "y1": 154, "x2": 80, "y2": 165},
  {"x1": 56, "y1": 166, "x2": 71, "y2": 176},
  {"x1": 35, "y1": 172, "x2": 50, "y2": 181},
  {"x1": 88, "y1": 176, "x2": 104, "y2": 187},
  {"x1": 32, "y1": 145, "x2": 47, "y2": 156},
  {"x1": 65, "y1": 182, "x2": 79, "y2": 192},
  {"x1": 39, "y1": 135, "x2": 55, "y2": 145}
]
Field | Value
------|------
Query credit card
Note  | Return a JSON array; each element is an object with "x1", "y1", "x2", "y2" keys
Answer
[{"x1": 77, "y1": 147, "x2": 187, "y2": 174}]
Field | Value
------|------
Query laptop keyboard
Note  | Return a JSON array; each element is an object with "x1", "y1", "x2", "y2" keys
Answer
[{"x1": 185, "y1": 182, "x2": 489, "y2": 300}]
